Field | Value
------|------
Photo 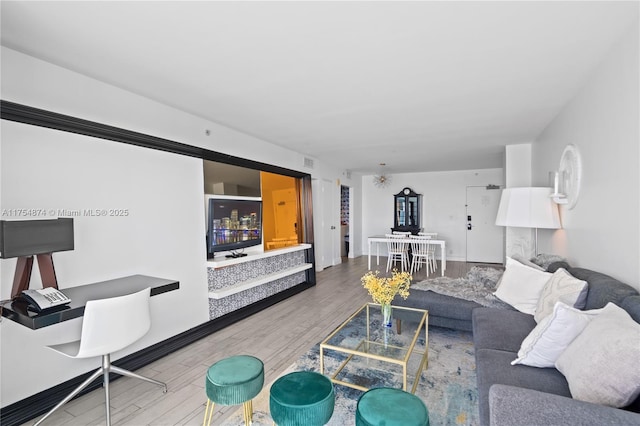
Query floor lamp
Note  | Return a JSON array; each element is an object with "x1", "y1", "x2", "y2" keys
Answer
[{"x1": 495, "y1": 187, "x2": 561, "y2": 256}]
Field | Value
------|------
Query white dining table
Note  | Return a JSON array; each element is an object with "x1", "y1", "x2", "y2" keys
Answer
[{"x1": 367, "y1": 235, "x2": 447, "y2": 276}]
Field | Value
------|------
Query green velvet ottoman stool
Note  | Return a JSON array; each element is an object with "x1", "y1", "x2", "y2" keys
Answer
[
  {"x1": 203, "y1": 355, "x2": 264, "y2": 426},
  {"x1": 356, "y1": 387, "x2": 429, "y2": 426},
  {"x1": 269, "y1": 371, "x2": 335, "y2": 426}
]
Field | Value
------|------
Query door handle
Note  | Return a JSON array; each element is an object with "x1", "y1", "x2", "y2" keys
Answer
[
  {"x1": 330, "y1": 226, "x2": 336, "y2": 230},
  {"x1": 467, "y1": 224, "x2": 472, "y2": 230}
]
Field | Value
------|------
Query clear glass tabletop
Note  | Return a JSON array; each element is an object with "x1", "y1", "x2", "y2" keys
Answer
[{"x1": 320, "y1": 303, "x2": 428, "y2": 393}]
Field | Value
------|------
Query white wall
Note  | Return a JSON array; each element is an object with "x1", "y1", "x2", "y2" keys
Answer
[
  {"x1": 505, "y1": 143, "x2": 532, "y2": 187},
  {"x1": 0, "y1": 47, "x2": 358, "y2": 406},
  {"x1": 533, "y1": 21, "x2": 639, "y2": 289},
  {"x1": 504, "y1": 143, "x2": 536, "y2": 258},
  {"x1": 1, "y1": 121, "x2": 208, "y2": 405},
  {"x1": 361, "y1": 168, "x2": 504, "y2": 262}
]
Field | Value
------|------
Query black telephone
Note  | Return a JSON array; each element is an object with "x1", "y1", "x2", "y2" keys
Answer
[{"x1": 19, "y1": 288, "x2": 71, "y2": 312}]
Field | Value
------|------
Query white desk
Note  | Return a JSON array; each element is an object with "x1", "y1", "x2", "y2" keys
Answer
[{"x1": 367, "y1": 235, "x2": 447, "y2": 276}]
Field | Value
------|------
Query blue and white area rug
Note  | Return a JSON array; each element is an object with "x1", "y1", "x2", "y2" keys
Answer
[{"x1": 228, "y1": 326, "x2": 478, "y2": 425}]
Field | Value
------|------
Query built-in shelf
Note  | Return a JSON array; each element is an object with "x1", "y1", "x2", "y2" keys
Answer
[
  {"x1": 207, "y1": 243, "x2": 311, "y2": 268},
  {"x1": 209, "y1": 263, "x2": 312, "y2": 299},
  {"x1": 207, "y1": 243, "x2": 314, "y2": 320}
]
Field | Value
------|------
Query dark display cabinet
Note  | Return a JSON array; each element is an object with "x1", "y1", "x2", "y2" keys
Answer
[{"x1": 392, "y1": 187, "x2": 422, "y2": 234}]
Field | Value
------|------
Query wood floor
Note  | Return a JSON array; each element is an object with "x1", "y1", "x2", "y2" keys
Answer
[{"x1": 25, "y1": 257, "x2": 487, "y2": 426}]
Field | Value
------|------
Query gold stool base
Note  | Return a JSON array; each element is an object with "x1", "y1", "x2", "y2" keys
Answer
[{"x1": 203, "y1": 399, "x2": 253, "y2": 426}]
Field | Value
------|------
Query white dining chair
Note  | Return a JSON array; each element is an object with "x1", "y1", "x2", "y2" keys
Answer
[
  {"x1": 418, "y1": 232, "x2": 438, "y2": 238},
  {"x1": 418, "y1": 233, "x2": 438, "y2": 272},
  {"x1": 385, "y1": 233, "x2": 409, "y2": 272},
  {"x1": 34, "y1": 287, "x2": 167, "y2": 426},
  {"x1": 426, "y1": 240, "x2": 437, "y2": 274},
  {"x1": 409, "y1": 235, "x2": 433, "y2": 275}
]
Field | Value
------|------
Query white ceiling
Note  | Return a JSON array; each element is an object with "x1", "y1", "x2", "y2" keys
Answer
[{"x1": 1, "y1": 1, "x2": 637, "y2": 175}]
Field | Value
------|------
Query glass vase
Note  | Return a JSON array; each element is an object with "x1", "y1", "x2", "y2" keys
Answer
[{"x1": 381, "y1": 303, "x2": 392, "y2": 328}]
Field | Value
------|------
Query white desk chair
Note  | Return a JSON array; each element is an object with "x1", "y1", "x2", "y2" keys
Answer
[
  {"x1": 35, "y1": 287, "x2": 167, "y2": 426},
  {"x1": 385, "y1": 234, "x2": 409, "y2": 272}
]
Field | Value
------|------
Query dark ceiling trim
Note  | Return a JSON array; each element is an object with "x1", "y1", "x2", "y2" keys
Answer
[{"x1": 0, "y1": 99, "x2": 309, "y2": 178}]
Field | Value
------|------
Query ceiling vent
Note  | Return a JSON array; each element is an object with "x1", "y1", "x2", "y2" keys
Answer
[{"x1": 303, "y1": 157, "x2": 314, "y2": 169}]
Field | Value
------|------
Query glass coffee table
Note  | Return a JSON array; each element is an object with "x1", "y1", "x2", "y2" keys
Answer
[{"x1": 320, "y1": 303, "x2": 428, "y2": 394}]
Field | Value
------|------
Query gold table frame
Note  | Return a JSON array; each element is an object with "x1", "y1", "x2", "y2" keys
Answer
[{"x1": 320, "y1": 303, "x2": 428, "y2": 394}]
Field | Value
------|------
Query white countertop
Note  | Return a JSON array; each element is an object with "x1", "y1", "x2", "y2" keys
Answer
[{"x1": 207, "y1": 243, "x2": 312, "y2": 268}]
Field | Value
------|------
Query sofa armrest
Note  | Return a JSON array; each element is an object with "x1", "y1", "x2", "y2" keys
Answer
[{"x1": 489, "y1": 384, "x2": 640, "y2": 426}]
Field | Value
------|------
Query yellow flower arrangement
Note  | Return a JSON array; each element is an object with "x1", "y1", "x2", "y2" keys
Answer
[{"x1": 361, "y1": 269, "x2": 412, "y2": 305}]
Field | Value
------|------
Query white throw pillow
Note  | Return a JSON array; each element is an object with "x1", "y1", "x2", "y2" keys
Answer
[
  {"x1": 534, "y1": 268, "x2": 588, "y2": 323},
  {"x1": 556, "y1": 303, "x2": 640, "y2": 407},
  {"x1": 493, "y1": 257, "x2": 551, "y2": 315},
  {"x1": 512, "y1": 302, "x2": 603, "y2": 367}
]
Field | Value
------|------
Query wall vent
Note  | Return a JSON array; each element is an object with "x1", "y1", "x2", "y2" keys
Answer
[{"x1": 303, "y1": 157, "x2": 314, "y2": 169}]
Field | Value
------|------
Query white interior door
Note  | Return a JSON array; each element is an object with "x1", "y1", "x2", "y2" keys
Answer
[
  {"x1": 324, "y1": 179, "x2": 340, "y2": 266},
  {"x1": 466, "y1": 186, "x2": 504, "y2": 263},
  {"x1": 312, "y1": 178, "x2": 337, "y2": 270},
  {"x1": 348, "y1": 186, "x2": 354, "y2": 258}
]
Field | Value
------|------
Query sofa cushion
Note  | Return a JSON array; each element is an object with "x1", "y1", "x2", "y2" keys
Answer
[
  {"x1": 472, "y1": 308, "x2": 536, "y2": 353},
  {"x1": 494, "y1": 257, "x2": 551, "y2": 314},
  {"x1": 394, "y1": 290, "x2": 482, "y2": 322},
  {"x1": 512, "y1": 302, "x2": 603, "y2": 368},
  {"x1": 566, "y1": 267, "x2": 639, "y2": 310},
  {"x1": 534, "y1": 268, "x2": 588, "y2": 323},
  {"x1": 556, "y1": 303, "x2": 640, "y2": 408},
  {"x1": 489, "y1": 385, "x2": 640, "y2": 426},
  {"x1": 622, "y1": 295, "x2": 640, "y2": 323},
  {"x1": 476, "y1": 348, "x2": 571, "y2": 426}
]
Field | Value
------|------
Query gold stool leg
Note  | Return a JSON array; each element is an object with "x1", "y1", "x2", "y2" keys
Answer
[
  {"x1": 243, "y1": 400, "x2": 253, "y2": 425},
  {"x1": 203, "y1": 399, "x2": 215, "y2": 426}
]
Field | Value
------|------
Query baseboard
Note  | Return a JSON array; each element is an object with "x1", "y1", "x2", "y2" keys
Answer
[{"x1": 0, "y1": 281, "x2": 314, "y2": 426}]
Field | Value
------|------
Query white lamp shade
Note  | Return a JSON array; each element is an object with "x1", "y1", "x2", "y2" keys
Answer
[{"x1": 495, "y1": 187, "x2": 561, "y2": 229}]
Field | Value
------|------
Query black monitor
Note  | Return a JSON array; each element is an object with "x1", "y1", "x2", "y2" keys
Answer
[
  {"x1": 0, "y1": 218, "x2": 74, "y2": 258},
  {"x1": 207, "y1": 198, "x2": 262, "y2": 257}
]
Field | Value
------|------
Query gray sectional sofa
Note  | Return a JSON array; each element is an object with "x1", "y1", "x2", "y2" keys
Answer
[{"x1": 396, "y1": 262, "x2": 640, "y2": 425}]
